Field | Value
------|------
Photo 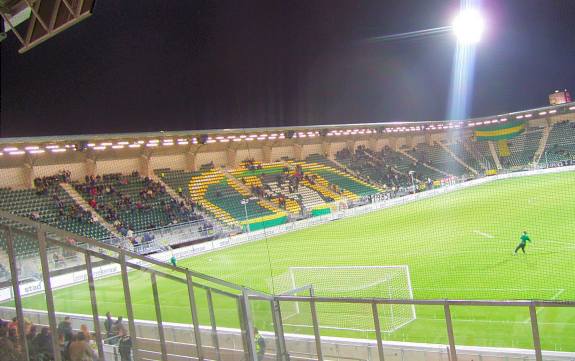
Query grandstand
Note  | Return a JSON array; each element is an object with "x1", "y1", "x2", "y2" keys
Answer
[
  {"x1": 0, "y1": 101, "x2": 574, "y2": 361},
  {"x1": 0, "y1": 105, "x2": 572, "y2": 254}
]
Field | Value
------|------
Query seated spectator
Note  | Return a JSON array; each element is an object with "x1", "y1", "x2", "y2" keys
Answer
[{"x1": 30, "y1": 211, "x2": 41, "y2": 221}]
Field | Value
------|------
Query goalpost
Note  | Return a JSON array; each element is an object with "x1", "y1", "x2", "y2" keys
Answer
[{"x1": 270, "y1": 265, "x2": 416, "y2": 333}]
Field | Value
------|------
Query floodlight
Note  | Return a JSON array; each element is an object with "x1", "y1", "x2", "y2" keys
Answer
[{"x1": 452, "y1": 9, "x2": 485, "y2": 44}]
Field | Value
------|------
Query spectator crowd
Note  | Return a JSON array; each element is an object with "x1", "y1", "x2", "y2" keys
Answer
[{"x1": 0, "y1": 313, "x2": 132, "y2": 361}]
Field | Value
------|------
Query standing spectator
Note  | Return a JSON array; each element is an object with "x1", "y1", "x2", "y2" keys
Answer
[
  {"x1": 254, "y1": 328, "x2": 266, "y2": 361},
  {"x1": 104, "y1": 312, "x2": 114, "y2": 340},
  {"x1": 26, "y1": 325, "x2": 38, "y2": 358},
  {"x1": 8, "y1": 317, "x2": 18, "y2": 333},
  {"x1": 117, "y1": 328, "x2": 132, "y2": 361},
  {"x1": 8, "y1": 327, "x2": 18, "y2": 345},
  {"x1": 68, "y1": 332, "x2": 96, "y2": 361},
  {"x1": 112, "y1": 316, "x2": 126, "y2": 339},
  {"x1": 0, "y1": 326, "x2": 21, "y2": 361},
  {"x1": 57, "y1": 316, "x2": 73, "y2": 342},
  {"x1": 79, "y1": 324, "x2": 91, "y2": 341},
  {"x1": 33, "y1": 327, "x2": 54, "y2": 360}
]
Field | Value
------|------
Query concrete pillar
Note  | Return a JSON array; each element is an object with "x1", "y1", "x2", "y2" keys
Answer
[
  {"x1": 293, "y1": 144, "x2": 303, "y2": 161},
  {"x1": 23, "y1": 163, "x2": 34, "y2": 189},
  {"x1": 226, "y1": 148, "x2": 237, "y2": 168},
  {"x1": 185, "y1": 148, "x2": 197, "y2": 172},
  {"x1": 85, "y1": 157, "x2": 96, "y2": 177},
  {"x1": 140, "y1": 154, "x2": 151, "y2": 177},
  {"x1": 368, "y1": 137, "x2": 378, "y2": 152},
  {"x1": 388, "y1": 137, "x2": 398, "y2": 151},
  {"x1": 321, "y1": 141, "x2": 331, "y2": 158},
  {"x1": 407, "y1": 136, "x2": 417, "y2": 149},
  {"x1": 345, "y1": 139, "x2": 356, "y2": 152},
  {"x1": 425, "y1": 132, "x2": 433, "y2": 146},
  {"x1": 262, "y1": 145, "x2": 272, "y2": 163}
]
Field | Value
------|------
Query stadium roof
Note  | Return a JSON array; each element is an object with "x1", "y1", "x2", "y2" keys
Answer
[{"x1": 0, "y1": 101, "x2": 573, "y2": 148}]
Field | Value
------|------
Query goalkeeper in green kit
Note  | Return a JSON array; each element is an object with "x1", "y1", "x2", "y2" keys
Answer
[{"x1": 514, "y1": 231, "x2": 532, "y2": 255}]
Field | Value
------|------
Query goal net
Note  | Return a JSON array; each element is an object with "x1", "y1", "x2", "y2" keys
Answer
[{"x1": 270, "y1": 266, "x2": 416, "y2": 333}]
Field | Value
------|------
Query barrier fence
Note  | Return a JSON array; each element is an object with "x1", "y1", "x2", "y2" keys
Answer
[{"x1": 1, "y1": 210, "x2": 574, "y2": 361}]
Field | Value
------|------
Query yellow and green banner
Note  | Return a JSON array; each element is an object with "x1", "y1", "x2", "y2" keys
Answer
[{"x1": 474, "y1": 120, "x2": 525, "y2": 141}]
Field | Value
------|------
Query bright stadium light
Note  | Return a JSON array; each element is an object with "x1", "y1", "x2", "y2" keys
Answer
[{"x1": 452, "y1": 9, "x2": 485, "y2": 44}]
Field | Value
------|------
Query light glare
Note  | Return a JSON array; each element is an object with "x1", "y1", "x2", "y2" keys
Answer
[{"x1": 453, "y1": 9, "x2": 485, "y2": 44}]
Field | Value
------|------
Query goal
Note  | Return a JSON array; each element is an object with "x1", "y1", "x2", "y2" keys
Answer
[{"x1": 271, "y1": 266, "x2": 416, "y2": 333}]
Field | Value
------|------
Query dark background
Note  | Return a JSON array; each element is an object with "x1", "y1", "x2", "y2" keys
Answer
[{"x1": 1, "y1": 0, "x2": 574, "y2": 137}]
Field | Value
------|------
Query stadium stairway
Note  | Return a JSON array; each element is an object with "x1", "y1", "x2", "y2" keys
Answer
[
  {"x1": 543, "y1": 120, "x2": 575, "y2": 162},
  {"x1": 487, "y1": 141, "x2": 503, "y2": 169},
  {"x1": 500, "y1": 128, "x2": 544, "y2": 169},
  {"x1": 59, "y1": 183, "x2": 122, "y2": 238},
  {"x1": 397, "y1": 149, "x2": 450, "y2": 177},
  {"x1": 533, "y1": 126, "x2": 551, "y2": 165},
  {"x1": 296, "y1": 162, "x2": 347, "y2": 198},
  {"x1": 300, "y1": 176, "x2": 343, "y2": 201},
  {"x1": 364, "y1": 150, "x2": 406, "y2": 176},
  {"x1": 268, "y1": 181, "x2": 325, "y2": 213},
  {"x1": 75, "y1": 175, "x2": 193, "y2": 232},
  {"x1": 462, "y1": 139, "x2": 494, "y2": 171},
  {"x1": 222, "y1": 169, "x2": 287, "y2": 215},
  {"x1": 150, "y1": 173, "x2": 225, "y2": 229},
  {"x1": 0, "y1": 186, "x2": 112, "y2": 255},
  {"x1": 227, "y1": 163, "x2": 306, "y2": 215},
  {"x1": 189, "y1": 170, "x2": 286, "y2": 228},
  {"x1": 188, "y1": 170, "x2": 237, "y2": 225},
  {"x1": 307, "y1": 153, "x2": 388, "y2": 188},
  {"x1": 438, "y1": 142, "x2": 479, "y2": 175},
  {"x1": 329, "y1": 157, "x2": 381, "y2": 186},
  {"x1": 302, "y1": 158, "x2": 383, "y2": 195}
]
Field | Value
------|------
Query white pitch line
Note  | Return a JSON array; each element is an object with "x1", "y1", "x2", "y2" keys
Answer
[
  {"x1": 284, "y1": 316, "x2": 575, "y2": 334},
  {"x1": 412, "y1": 287, "x2": 562, "y2": 292},
  {"x1": 283, "y1": 323, "x2": 376, "y2": 332},
  {"x1": 473, "y1": 230, "x2": 494, "y2": 239},
  {"x1": 539, "y1": 239, "x2": 574, "y2": 247},
  {"x1": 522, "y1": 288, "x2": 565, "y2": 323}
]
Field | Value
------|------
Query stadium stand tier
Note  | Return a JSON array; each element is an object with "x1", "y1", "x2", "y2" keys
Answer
[
  {"x1": 187, "y1": 169, "x2": 287, "y2": 229},
  {"x1": 75, "y1": 173, "x2": 199, "y2": 235},
  {"x1": 544, "y1": 120, "x2": 575, "y2": 162},
  {"x1": 500, "y1": 127, "x2": 544, "y2": 169},
  {"x1": 407, "y1": 143, "x2": 468, "y2": 177}
]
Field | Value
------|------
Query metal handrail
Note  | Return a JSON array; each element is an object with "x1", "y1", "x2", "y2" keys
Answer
[{"x1": 0, "y1": 209, "x2": 271, "y2": 297}]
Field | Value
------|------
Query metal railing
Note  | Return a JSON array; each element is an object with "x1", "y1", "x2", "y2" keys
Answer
[{"x1": 1, "y1": 210, "x2": 574, "y2": 361}]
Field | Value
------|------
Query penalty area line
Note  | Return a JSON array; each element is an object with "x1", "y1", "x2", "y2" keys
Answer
[
  {"x1": 473, "y1": 230, "x2": 494, "y2": 239},
  {"x1": 538, "y1": 239, "x2": 575, "y2": 247},
  {"x1": 522, "y1": 288, "x2": 565, "y2": 324}
]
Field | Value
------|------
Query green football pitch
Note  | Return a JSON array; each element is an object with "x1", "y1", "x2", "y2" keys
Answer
[{"x1": 12, "y1": 171, "x2": 575, "y2": 351}]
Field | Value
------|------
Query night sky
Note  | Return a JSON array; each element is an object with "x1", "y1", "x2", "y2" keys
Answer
[{"x1": 1, "y1": 0, "x2": 574, "y2": 137}]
